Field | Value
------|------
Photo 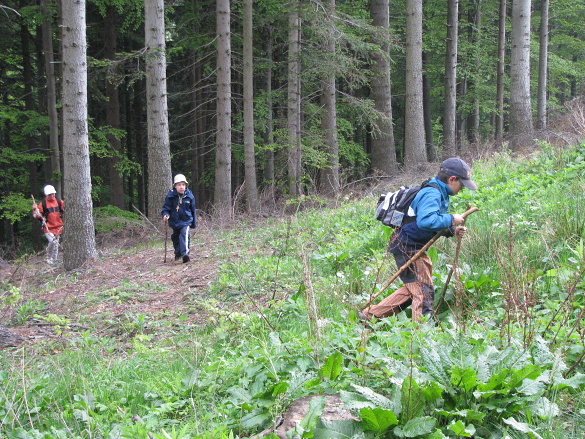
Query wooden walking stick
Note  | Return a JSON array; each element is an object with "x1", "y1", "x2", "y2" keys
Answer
[
  {"x1": 434, "y1": 203, "x2": 472, "y2": 316},
  {"x1": 31, "y1": 195, "x2": 46, "y2": 228},
  {"x1": 361, "y1": 206, "x2": 478, "y2": 311},
  {"x1": 163, "y1": 220, "x2": 169, "y2": 263}
]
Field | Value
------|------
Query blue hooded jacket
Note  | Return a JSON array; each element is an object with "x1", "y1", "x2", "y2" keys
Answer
[
  {"x1": 161, "y1": 187, "x2": 197, "y2": 229},
  {"x1": 389, "y1": 177, "x2": 455, "y2": 254}
]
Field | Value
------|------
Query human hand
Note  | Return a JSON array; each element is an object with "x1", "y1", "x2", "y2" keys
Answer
[
  {"x1": 454, "y1": 226, "x2": 467, "y2": 237},
  {"x1": 163, "y1": 215, "x2": 169, "y2": 222},
  {"x1": 451, "y1": 214, "x2": 465, "y2": 226}
]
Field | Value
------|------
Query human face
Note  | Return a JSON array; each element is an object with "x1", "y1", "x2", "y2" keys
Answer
[
  {"x1": 47, "y1": 193, "x2": 56, "y2": 200},
  {"x1": 174, "y1": 182, "x2": 187, "y2": 194},
  {"x1": 447, "y1": 176, "x2": 463, "y2": 195}
]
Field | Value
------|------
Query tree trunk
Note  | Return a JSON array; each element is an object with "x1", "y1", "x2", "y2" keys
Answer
[
  {"x1": 145, "y1": 0, "x2": 172, "y2": 220},
  {"x1": 41, "y1": 0, "x2": 62, "y2": 196},
  {"x1": 243, "y1": 0, "x2": 259, "y2": 212},
  {"x1": 20, "y1": 0, "x2": 42, "y2": 251},
  {"x1": 495, "y1": 0, "x2": 506, "y2": 146},
  {"x1": 61, "y1": 0, "x2": 98, "y2": 270},
  {"x1": 262, "y1": 27, "x2": 275, "y2": 200},
  {"x1": 442, "y1": 0, "x2": 459, "y2": 159},
  {"x1": 105, "y1": 5, "x2": 125, "y2": 209},
  {"x1": 287, "y1": 0, "x2": 302, "y2": 196},
  {"x1": 422, "y1": 52, "x2": 436, "y2": 162},
  {"x1": 467, "y1": 1, "x2": 481, "y2": 144},
  {"x1": 404, "y1": 0, "x2": 427, "y2": 165},
  {"x1": 536, "y1": 0, "x2": 549, "y2": 130},
  {"x1": 509, "y1": 0, "x2": 533, "y2": 150},
  {"x1": 369, "y1": 0, "x2": 398, "y2": 175},
  {"x1": 215, "y1": 0, "x2": 232, "y2": 213},
  {"x1": 320, "y1": 0, "x2": 340, "y2": 196}
]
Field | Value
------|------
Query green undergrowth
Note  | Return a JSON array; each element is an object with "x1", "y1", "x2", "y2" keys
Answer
[{"x1": 3, "y1": 143, "x2": 585, "y2": 438}]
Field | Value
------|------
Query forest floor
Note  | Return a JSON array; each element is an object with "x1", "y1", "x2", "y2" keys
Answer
[
  {"x1": 0, "y1": 219, "x2": 227, "y2": 349},
  {"x1": 0, "y1": 161, "x2": 444, "y2": 350}
]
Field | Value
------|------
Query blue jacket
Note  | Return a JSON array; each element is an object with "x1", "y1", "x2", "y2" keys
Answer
[
  {"x1": 389, "y1": 177, "x2": 455, "y2": 254},
  {"x1": 161, "y1": 187, "x2": 197, "y2": 229}
]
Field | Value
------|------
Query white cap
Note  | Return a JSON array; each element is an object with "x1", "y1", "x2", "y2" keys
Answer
[
  {"x1": 173, "y1": 174, "x2": 188, "y2": 185},
  {"x1": 44, "y1": 185, "x2": 57, "y2": 196}
]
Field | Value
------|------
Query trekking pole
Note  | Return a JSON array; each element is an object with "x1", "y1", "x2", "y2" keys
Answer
[
  {"x1": 434, "y1": 203, "x2": 472, "y2": 317},
  {"x1": 361, "y1": 206, "x2": 478, "y2": 311},
  {"x1": 163, "y1": 220, "x2": 168, "y2": 263}
]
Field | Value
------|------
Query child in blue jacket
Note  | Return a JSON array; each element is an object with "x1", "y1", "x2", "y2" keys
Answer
[
  {"x1": 161, "y1": 174, "x2": 197, "y2": 263},
  {"x1": 363, "y1": 158, "x2": 477, "y2": 321}
]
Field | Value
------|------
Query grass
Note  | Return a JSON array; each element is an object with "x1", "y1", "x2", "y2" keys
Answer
[{"x1": 3, "y1": 143, "x2": 585, "y2": 438}]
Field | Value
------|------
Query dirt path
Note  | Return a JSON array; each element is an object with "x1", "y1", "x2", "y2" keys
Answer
[{"x1": 0, "y1": 222, "x2": 221, "y2": 347}]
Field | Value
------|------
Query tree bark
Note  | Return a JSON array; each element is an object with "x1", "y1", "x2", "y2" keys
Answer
[
  {"x1": 105, "y1": 5, "x2": 125, "y2": 209},
  {"x1": 536, "y1": 0, "x2": 549, "y2": 130},
  {"x1": 422, "y1": 52, "x2": 436, "y2": 161},
  {"x1": 509, "y1": 0, "x2": 533, "y2": 150},
  {"x1": 41, "y1": 0, "x2": 62, "y2": 196},
  {"x1": 215, "y1": 0, "x2": 232, "y2": 213},
  {"x1": 320, "y1": 0, "x2": 340, "y2": 196},
  {"x1": 442, "y1": 0, "x2": 459, "y2": 159},
  {"x1": 287, "y1": 0, "x2": 302, "y2": 196},
  {"x1": 262, "y1": 27, "x2": 275, "y2": 200},
  {"x1": 243, "y1": 0, "x2": 259, "y2": 212},
  {"x1": 495, "y1": 0, "x2": 506, "y2": 146},
  {"x1": 370, "y1": 0, "x2": 398, "y2": 175},
  {"x1": 404, "y1": 0, "x2": 427, "y2": 165},
  {"x1": 145, "y1": 0, "x2": 172, "y2": 220},
  {"x1": 61, "y1": 0, "x2": 98, "y2": 270}
]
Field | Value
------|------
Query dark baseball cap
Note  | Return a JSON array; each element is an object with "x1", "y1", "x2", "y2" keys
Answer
[{"x1": 440, "y1": 158, "x2": 478, "y2": 190}]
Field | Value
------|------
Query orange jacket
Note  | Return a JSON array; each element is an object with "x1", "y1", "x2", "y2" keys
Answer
[{"x1": 33, "y1": 198, "x2": 64, "y2": 235}]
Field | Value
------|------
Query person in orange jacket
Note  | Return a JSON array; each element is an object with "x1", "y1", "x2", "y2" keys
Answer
[{"x1": 32, "y1": 185, "x2": 64, "y2": 264}]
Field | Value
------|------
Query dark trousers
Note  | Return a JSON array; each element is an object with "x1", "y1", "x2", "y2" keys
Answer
[{"x1": 171, "y1": 225, "x2": 190, "y2": 256}]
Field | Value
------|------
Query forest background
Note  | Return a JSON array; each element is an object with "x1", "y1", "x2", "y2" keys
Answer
[{"x1": 0, "y1": 0, "x2": 584, "y2": 269}]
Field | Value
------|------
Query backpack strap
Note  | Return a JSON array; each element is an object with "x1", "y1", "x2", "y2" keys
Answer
[{"x1": 42, "y1": 199, "x2": 64, "y2": 218}]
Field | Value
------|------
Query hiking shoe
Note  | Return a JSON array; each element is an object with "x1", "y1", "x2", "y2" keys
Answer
[
  {"x1": 174, "y1": 255, "x2": 182, "y2": 262},
  {"x1": 182, "y1": 255, "x2": 190, "y2": 263},
  {"x1": 358, "y1": 312, "x2": 373, "y2": 330},
  {"x1": 358, "y1": 311, "x2": 369, "y2": 321},
  {"x1": 46, "y1": 259, "x2": 54, "y2": 265}
]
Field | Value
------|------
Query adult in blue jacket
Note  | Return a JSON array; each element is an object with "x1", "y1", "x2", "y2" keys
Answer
[
  {"x1": 162, "y1": 174, "x2": 197, "y2": 263},
  {"x1": 363, "y1": 158, "x2": 477, "y2": 321}
]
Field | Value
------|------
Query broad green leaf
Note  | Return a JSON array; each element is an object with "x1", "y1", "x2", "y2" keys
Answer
[
  {"x1": 321, "y1": 352, "x2": 343, "y2": 380},
  {"x1": 299, "y1": 396, "x2": 326, "y2": 432},
  {"x1": 508, "y1": 365, "x2": 543, "y2": 389},
  {"x1": 359, "y1": 407, "x2": 398, "y2": 433},
  {"x1": 421, "y1": 381, "x2": 443, "y2": 402},
  {"x1": 420, "y1": 347, "x2": 450, "y2": 384},
  {"x1": 503, "y1": 417, "x2": 543, "y2": 439},
  {"x1": 448, "y1": 419, "x2": 476, "y2": 437},
  {"x1": 401, "y1": 377, "x2": 426, "y2": 421},
  {"x1": 552, "y1": 372, "x2": 585, "y2": 390},
  {"x1": 351, "y1": 385, "x2": 394, "y2": 410},
  {"x1": 393, "y1": 416, "x2": 436, "y2": 438},
  {"x1": 529, "y1": 396, "x2": 560, "y2": 418},
  {"x1": 313, "y1": 419, "x2": 364, "y2": 439},
  {"x1": 450, "y1": 366, "x2": 478, "y2": 392},
  {"x1": 434, "y1": 408, "x2": 485, "y2": 422},
  {"x1": 518, "y1": 375, "x2": 548, "y2": 396},
  {"x1": 240, "y1": 411, "x2": 271, "y2": 428},
  {"x1": 427, "y1": 429, "x2": 448, "y2": 438}
]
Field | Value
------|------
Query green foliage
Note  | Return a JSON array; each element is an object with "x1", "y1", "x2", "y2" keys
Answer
[
  {"x1": 5, "y1": 147, "x2": 585, "y2": 438},
  {"x1": 93, "y1": 205, "x2": 141, "y2": 233},
  {"x1": 0, "y1": 192, "x2": 33, "y2": 224}
]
